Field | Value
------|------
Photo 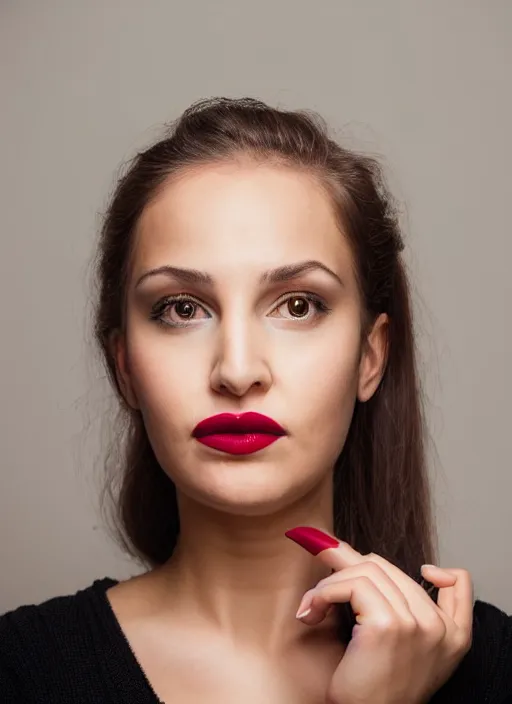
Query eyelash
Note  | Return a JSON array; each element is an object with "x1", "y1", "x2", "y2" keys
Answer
[{"x1": 149, "y1": 292, "x2": 332, "y2": 329}]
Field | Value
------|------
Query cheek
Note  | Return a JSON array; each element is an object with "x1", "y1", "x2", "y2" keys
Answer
[
  {"x1": 125, "y1": 330, "x2": 203, "y2": 436},
  {"x1": 279, "y1": 328, "x2": 361, "y2": 442}
]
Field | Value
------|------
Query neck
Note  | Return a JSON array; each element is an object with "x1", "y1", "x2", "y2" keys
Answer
[{"x1": 156, "y1": 474, "x2": 337, "y2": 653}]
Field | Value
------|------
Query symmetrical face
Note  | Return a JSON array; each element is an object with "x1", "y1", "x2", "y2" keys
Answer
[{"x1": 113, "y1": 161, "x2": 388, "y2": 516}]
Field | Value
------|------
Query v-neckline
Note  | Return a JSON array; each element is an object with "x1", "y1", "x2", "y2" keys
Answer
[{"x1": 88, "y1": 577, "x2": 165, "y2": 704}]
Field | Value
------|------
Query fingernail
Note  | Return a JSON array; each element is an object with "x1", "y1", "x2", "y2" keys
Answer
[
  {"x1": 285, "y1": 527, "x2": 339, "y2": 556},
  {"x1": 296, "y1": 607, "x2": 312, "y2": 620},
  {"x1": 422, "y1": 564, "x2": 448, "y2": 573},
  {"x1": 422, "y1": 564, "x2": 455, "y2": 579},
  {"x1": 295, "y1": 591, "x2": 313, "y2": 618}
]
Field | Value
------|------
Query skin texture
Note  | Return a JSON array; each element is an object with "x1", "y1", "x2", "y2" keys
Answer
[{"x1": 107, "y1": 161, "x2": 471, "y2": 703}]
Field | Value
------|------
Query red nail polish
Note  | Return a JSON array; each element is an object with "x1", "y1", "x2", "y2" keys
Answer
[{"x1": 285, "y1": 526, "x2": 339, "y2": 556}]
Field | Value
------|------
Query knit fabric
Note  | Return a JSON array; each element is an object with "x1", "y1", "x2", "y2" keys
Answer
[{"x1": 1, "y1": 577, "x2": 511, "y2": 702}]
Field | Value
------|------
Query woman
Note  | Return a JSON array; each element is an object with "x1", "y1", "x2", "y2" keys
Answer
[{"x1": 1, "y1": 97, "x2": 510, "y2": 703}]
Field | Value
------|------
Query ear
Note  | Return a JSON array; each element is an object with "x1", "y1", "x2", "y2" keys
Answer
[
  {"x1": 357, "y1": 313, "x2": 389, "y2": 403},
  {"x1": 108, "y1": 330, "x2": 140, "y2": 410}
]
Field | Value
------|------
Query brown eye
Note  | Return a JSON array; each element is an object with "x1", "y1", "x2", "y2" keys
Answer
[
  {"x1": 174, "y1": 300, "x2": 196, "y2": 319},
  {"x1": 150, "y1": 295, "x2": 210, "y2": 328},
  {"x1": 269, "y1": 293, "x2": 330, "y2": 323},
  {"x1": 287, "y1": 296, "x2": 310, "y2": 317}
]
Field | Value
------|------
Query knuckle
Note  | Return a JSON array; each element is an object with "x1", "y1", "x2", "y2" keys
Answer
[
  {"x1": 360, "y1": 560, "x2": 385, "y2": 578},
  {"x1": 400, "y1": 616, "x2": 418, "y2": 635},
  {"x1": 365, "y1": 552, "x2": 383, "y2": 565},
  {"x1": 365, "y1": 552, "x2": 389, "y2": 569},
  {"x1": 308, "y1": 591, "x2": 326, "y2": 610},
  {"x1": 421, "y1": 615, "x2": 447, "y2": 645},
  {"x1": 358, "y1": 574, "x2": 376, "y2": 590},
  {"x1": 311, "y1": 583, "x2": 337, "y2": 602},
  {"x1": 371, "y1": 611, "x2": 400, "y2": 634},
  {"x1": 314, "y1": 575, "x2": 333, "y2": 589},
  {"x1": 315, "y1": 566, "x2": 358, "y2": 589},
  {"x1": 447, "y1": 567, "x2": 471, "y2": 582}
]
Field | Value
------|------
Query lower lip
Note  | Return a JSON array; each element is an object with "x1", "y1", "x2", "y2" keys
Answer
[{"x1": 195, "y1": 433, "x2": 283, "y2": 455}]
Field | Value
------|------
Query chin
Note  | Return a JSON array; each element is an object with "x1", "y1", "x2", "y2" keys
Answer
[
  {"x1": 180, "y1": 468, "x2": 322, "y2": 519},
  {"x1": 182, "y1": 480, "x2": 302, "y2": 517}
]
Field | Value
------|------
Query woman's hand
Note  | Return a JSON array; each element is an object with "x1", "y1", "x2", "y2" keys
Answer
[{"x1": 285, "y1": 527, "x2": 473, "y2": 704}]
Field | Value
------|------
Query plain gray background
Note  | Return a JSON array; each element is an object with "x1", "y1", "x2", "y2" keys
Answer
[{"x1": 1, "y1": 1, "x2": 510, "y2": 615}]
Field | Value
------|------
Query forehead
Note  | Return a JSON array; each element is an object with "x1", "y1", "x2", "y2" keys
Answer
[{"x1": 133, "y1": 162, "x2": 354, "y2": 280}]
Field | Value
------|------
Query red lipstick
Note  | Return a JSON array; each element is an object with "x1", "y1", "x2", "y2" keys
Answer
[{"x1": 192, "y1": 412, "x2": 286, "y2": 455}]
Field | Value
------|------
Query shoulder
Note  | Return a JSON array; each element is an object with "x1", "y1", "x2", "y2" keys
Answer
[
  {"x1": 0, "y1": 577, "x2": 118, "y2": 649},
  {"x1": 432, "y1": 599, "x2": 512, "y2": 702},
  {"x1": 472, "y1": 600, "x2": 512, "y2": 691},
  {"x1": 0, "y1": 577, "x2": 117, "y2": 700}
]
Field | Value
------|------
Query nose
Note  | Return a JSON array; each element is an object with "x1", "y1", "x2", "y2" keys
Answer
[{"x1": 210, "y1": 316, "x2": 272, "y2": 398}]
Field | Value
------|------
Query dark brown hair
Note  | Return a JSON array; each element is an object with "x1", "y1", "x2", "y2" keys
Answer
[{"x1": 93, "y1": 97, "x2": 437, "y2": 591}]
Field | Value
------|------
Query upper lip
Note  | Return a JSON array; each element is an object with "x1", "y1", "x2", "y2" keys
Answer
[{"x1": 192, "y1": 412, "x2": 287, "y2": 438}]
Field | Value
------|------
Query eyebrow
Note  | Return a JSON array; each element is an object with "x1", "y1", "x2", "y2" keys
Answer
[{"x1": 135, "y1": 259, "x2": 344, "y2": 289}]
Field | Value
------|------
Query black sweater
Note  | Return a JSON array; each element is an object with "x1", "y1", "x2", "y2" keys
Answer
[{"x1": 0, "y1": 577, "x2": 511, "y2": 703}]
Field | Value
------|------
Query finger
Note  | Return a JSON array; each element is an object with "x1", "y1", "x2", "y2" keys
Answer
[
  {"x1": 285, "y1": 527, "x2": 452, "y2": 599},
  {"x1": 285, "y1": 527, "x2": 456, "y2": 629},
  {"x1": 297, "y1": 562, "x2": 413, "y2": 624},
  {"x1": 336, "y1": 552, "x2": 457, "y2": 635},
  {"x1": 440, "y1": 569, "x2": 474, "y2": 631},
  {"x1": 298, "y1": 575, "x2": 397, "y2": 628},
  {"x1": 435, "y1": 583, "x2": 456, "y2": 622},
  {"x1": 421, "y1": 564, "x2": 457, "y2": 589},
  {"x1": 285, "y1": 526, "x2": 364, "y2": 571},
  {"x1": 419, "y1": 564, "x2": 457, "y2": 618},
  {"x1": 423, "y1": 567, "x2": 472, "y2": 626}
]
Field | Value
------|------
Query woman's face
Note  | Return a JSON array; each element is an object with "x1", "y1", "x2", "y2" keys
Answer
[{"x1": 114, "y1": 161, "x2": 387, "y2": 515}]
